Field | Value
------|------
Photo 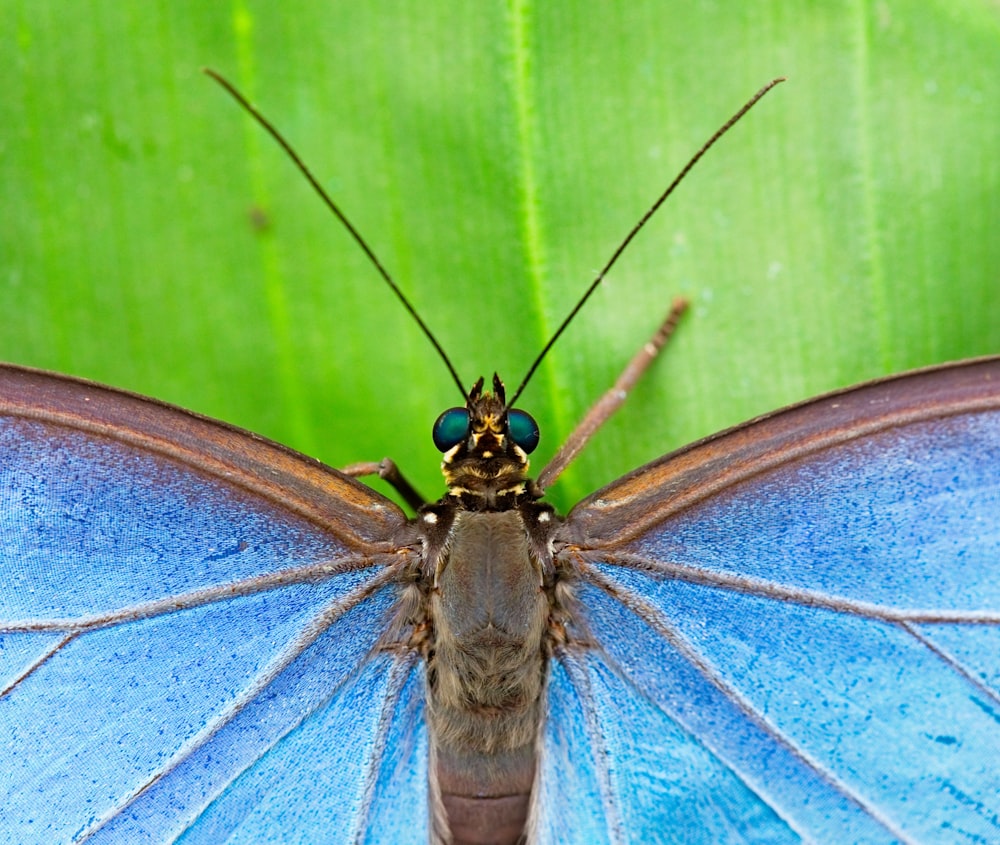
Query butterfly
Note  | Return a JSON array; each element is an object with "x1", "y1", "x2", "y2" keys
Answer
[{"x1": 2, "y1": 77, "x2": 999, "y2": 845}]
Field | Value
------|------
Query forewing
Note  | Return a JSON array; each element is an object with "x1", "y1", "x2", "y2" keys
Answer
[
  {"x1": 0, "y1": 365, "x2": 420, "y2": 843},
  {"x1": 555, "y1": 358, "x2": 1000, "y2": 843}
]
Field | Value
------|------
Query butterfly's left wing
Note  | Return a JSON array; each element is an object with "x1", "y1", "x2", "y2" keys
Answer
[
  {"x1": 537, "y1": 357, "x2": 1000, "y2": 844},
  {"x1": 0, "y1": 365, "x2": 428, "y2": 844}
]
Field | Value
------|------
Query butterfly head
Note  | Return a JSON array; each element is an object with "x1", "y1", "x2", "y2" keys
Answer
[{"x1": 432, "y1": 374, "x2": 540, "y2": 508}]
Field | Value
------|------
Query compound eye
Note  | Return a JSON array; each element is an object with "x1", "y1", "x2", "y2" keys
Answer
[
  {"x1": 507, "y1": 409, "x2": 540, "y2": 454},
  {"x1": 432, "y1": 408, "x2": 470, "y2": 452}
]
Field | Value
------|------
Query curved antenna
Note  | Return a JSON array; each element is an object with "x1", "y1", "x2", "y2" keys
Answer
[
  {"x1": 507, "y1": 77, "x2": 786, "y2": 408},
  {"x1": 203, "y1": 68, "x2": 469, "y2": 401}
]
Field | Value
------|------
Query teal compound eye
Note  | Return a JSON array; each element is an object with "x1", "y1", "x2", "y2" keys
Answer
[
  {"x1": 432, "y1": 407, "x2": 470, "y2": 452},
  {"x1": 507, "y1": 409, "x2": 539, "y2": 454}
]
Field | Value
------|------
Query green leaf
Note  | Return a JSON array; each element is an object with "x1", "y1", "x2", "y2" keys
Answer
[{"x1": 3, "y1": 1, "x2": 999, "y2": 513}]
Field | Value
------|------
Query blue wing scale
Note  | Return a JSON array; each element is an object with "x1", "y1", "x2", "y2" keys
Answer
[
  {"x1": 0, "y1": 406, "x2": 412, "y2": 843},
  {"x1": 359, "y1": 658, "x2": 431, "y2": 845},
  {"x1": 531, "y1": 657, "x2": 611, "y2": 843},
  {"x1": 566, "y1": 406, "x2": 1000, "y2": 843}
]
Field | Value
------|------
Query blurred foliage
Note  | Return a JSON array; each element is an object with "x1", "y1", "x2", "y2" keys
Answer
[{"x1": 2, "y1": 1, "x2": 998, "y2": 511}]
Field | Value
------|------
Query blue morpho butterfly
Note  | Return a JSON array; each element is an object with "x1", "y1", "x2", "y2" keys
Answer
[{"x1": 2, "y1": 73, "x2": 999, "y2": 845}]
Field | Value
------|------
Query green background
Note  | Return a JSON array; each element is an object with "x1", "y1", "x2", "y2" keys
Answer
[{"x1": 3, "y1": 1, "x2": 999, "y2": 512}]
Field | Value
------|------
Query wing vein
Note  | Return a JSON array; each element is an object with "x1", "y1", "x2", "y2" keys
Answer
[
  {"x1": 901, "y1": 622, "x2": 1000, "y2": 708},
  {"x1": 352, "y1": 650, "x2": 422, "y2": 844},
  {"x1": 584, "y1": 551, "x2": 1000, "y2": 624},
  {"x1": 0, "y1": 552, "x2": 400, "y2": 634},
  {"x1": 557, "y1": 649, "x2": 627, "y2": 845},
  {"x1": 78, "y1": 564, "x2": 403, "y2": 842},
  {"x1": 581, "y1": 561, "x2": 918, "y2": 844},
  {"x1": 0, "y1": 631, "x2": 79, "y2": 697}
]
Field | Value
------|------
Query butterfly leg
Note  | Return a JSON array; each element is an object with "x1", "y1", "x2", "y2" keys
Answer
[
  {"x1": 341, "y1": 458, "x2": 427, "y2": 511},
  {"x1": 536, "y1": 297, "x2": 688, "y2": 491}
]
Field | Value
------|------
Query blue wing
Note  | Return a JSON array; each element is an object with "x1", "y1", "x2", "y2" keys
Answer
[
  {"x1": 0, "y1": 366, "x2": 426, "y2": 844},
  {"x1": 8, "y1": 358, "x2": 1000, "y2": 844},
  {"x1": 545, "y1": 359, "x2": 1000, "y2": 844}
]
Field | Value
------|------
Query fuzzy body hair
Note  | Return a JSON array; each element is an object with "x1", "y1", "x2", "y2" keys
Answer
[{"x1": 421, "y1": 508, "x2": 555, "y2": 845}]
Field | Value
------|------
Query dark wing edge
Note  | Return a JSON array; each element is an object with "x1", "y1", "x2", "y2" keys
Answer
[
  {"x1": 564, "y1": 355, "x2": 1000, "y2": 546},
  {"x1": 0, "y1": 363, "x2": 409, "y2": 548}
]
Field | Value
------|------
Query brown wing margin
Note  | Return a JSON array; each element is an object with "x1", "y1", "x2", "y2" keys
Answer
[
  {"x1": 0, "y1": 363, "x2": 408, "y2": 550},
  {"x1": 563, "y1": 355, "x2": 1000, "y2": 547}
]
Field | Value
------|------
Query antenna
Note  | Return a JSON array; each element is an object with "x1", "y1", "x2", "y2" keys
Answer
[
  {"x1": 203, "y1": 68, "x2": 469, "y2": 401},
  {"x1": 207, "y1": 70, "x2": 784, "y2": 411},
  {"x1": 506, "y1": 77, "x2": 786, "y2": 408}
]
